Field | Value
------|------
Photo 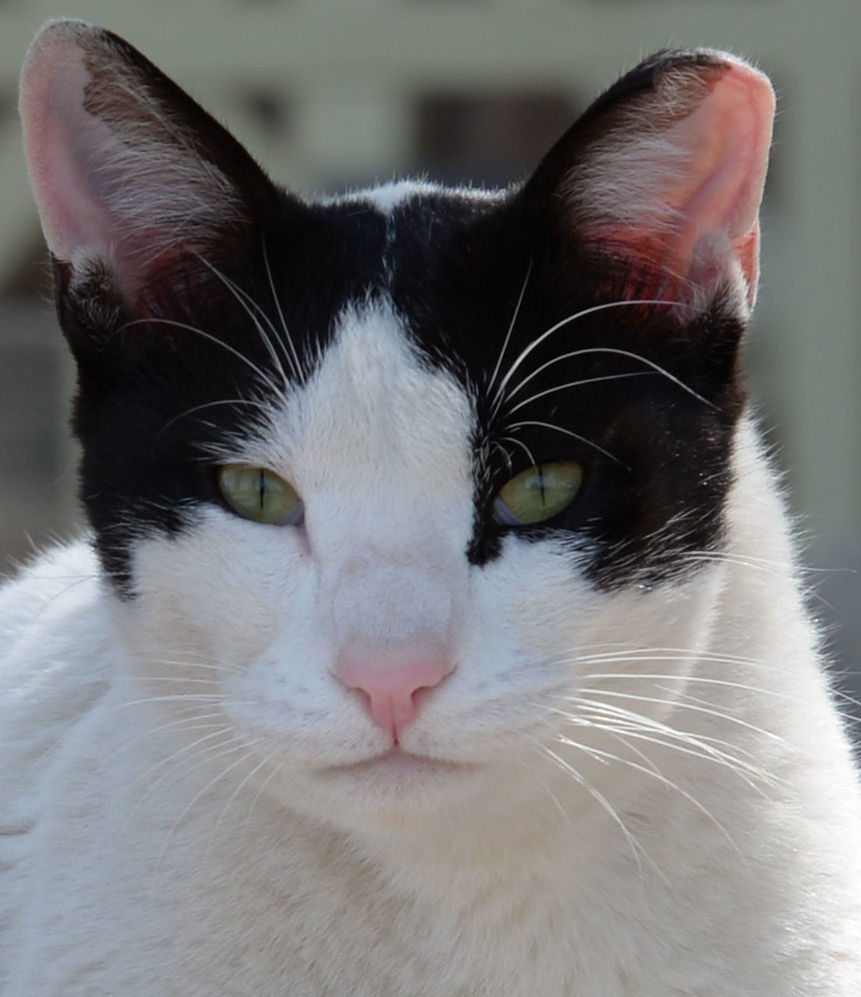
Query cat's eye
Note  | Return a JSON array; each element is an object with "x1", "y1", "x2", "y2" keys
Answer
[
  {"x1": 217, "y1": 464, "x2": 303, "y2": 526},
  {"x1": 493, "y1": 461, "x2": 584, "y2": 526}
]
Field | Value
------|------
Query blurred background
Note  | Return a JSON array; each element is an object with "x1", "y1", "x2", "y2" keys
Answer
[{"x1": 0, "y1": 0, "x2": 858, "y2": 707}]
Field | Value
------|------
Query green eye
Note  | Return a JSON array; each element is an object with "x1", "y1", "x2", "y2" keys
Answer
[
  {"x1": 217, "y1": 464, "x2": 303, "y2": 526},
  {"x1": 493, "y1": 461, "x2": 584, "y2": 526}
]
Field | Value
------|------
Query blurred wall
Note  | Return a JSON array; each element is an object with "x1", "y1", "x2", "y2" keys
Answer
[{"x1": 0, "y1": 0, "x2": 858, "y2": 693}]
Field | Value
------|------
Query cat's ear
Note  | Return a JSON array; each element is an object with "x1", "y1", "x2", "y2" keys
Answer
[
  {"x1": 532, "y1": 50, "x2": 774, "y2": 314},
  {"x1": 19, "y1": 19, "x2": 274, "y2": 307}
]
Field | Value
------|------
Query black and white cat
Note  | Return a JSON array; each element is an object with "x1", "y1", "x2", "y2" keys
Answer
[{"x1": 2, "y1": 18, "x2": 859, "y2": 995}]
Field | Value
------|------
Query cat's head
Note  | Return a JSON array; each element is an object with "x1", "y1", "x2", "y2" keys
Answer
[{"x1": 20, "y1": 21, "x2": 774, "y2": 832}]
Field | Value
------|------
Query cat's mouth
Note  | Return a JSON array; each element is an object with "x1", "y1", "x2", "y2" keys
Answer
[{"x1": 323, "y1": 748, "x2": 475, "y2": 778}]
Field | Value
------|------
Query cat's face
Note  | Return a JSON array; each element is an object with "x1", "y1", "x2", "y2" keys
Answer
[
  {"x1": 117, "y1": 276, "x2": 727, "y2": 826},
  {"x1": 20, "y1": 22, "x2": 774, "y2": 830}
]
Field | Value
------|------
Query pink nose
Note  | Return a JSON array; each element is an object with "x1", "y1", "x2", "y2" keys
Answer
[{"x1": 336, "y1": 646, "x2": 450, "y2": 738}]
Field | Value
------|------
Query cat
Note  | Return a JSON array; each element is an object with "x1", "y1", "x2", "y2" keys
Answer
[{"x1": 2, "y1": 16, "x2": 860, "y2": 996}]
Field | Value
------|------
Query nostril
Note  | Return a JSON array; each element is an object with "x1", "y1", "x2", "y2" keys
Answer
[{"x1": 336, "y1": 647, "x2": 450, "y2": 736}]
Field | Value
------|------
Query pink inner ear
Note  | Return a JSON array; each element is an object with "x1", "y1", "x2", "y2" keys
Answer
[
  {"x1": 20, "y1": 29, "x2": 125, "y2": 269},
  {"x1": 20, "y1": 21, "x2": 242, "y2": 307},
  {"x1": 580, "y1": 57, "x2": 775, "y2": 309},
  {"x1": 665, "y1": 61, "x2": 774, "y2": 305}
]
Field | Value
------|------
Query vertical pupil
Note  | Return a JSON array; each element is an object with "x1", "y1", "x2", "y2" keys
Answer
[
  {"x1": 537, "y1": 465, "x2": 546, "y2": 505},
  {"x1": 258, "y1": 470, "x2": 265, "y2": 510}
]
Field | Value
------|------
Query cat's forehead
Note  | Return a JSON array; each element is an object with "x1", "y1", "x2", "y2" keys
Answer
[
  {"x1": 236, "y1": 185, "x2": 511, "y2": 498},
  {"x1": 223, "y1": 296, "x2": 478, "y2": 563},
  {"x1": 248, "y1": 181, "x2": 515, "y2": 397},
  {"x1": 242, "y1": 296, "x2": 475, "y2": 497},
  {"x1": 294, "y1": 183, "x2": 524, "y2": 403}
]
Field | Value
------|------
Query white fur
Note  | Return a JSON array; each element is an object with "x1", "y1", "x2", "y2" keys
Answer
[
  {"x1": 1, "y1": 297, "x2": 860, "y2": 995},
  {"x1": 336, "y1": 179, "x2": 503, "y2": 215}
]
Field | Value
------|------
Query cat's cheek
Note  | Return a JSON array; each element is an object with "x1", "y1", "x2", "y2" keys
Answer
[
  {"x1": 117, "y1": 509, "x2": 311, "y2": 671},
  {"x1": 468, "y1": 535, "x2": 603, "y2": 671},
  {"x1": 563, "y1": 562, "x2": 731, "y2": 738},
  {"x1": 463, "y1": 535, "x2": 730, "y2": 740}
]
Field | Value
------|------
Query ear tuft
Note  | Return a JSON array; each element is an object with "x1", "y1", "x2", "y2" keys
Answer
[
  {"x1": 552, "y1": 51, "x2": 775, "y2": 313},
  {"x1": 19, "y1": 19, "x2": 254, "y2": 304}
]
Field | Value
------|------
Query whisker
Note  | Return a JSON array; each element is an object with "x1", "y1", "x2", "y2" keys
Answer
[
  {"x1": 828, "y1": 687, "x2": 861, "y2": 719},
  {"x1": 490, "y1": 440, "x2": 514, "y2": 472},
  {"x1": 153, "y1": 741, "x2": 264, "y2": 885},
  {"x1": 550, "y1": 698, "x2": 761, "y2": 763},
  {"x1": 132, "y1": 676, "x2": 223, "y2": 686},
  {"x1": 243, "y1": 758, "x2": 283, "y2": 845},
  {"x1": 513, "y1": 752, "x2": 572, "y2": 825},
  {"x1": 574, "y1": 671, "x2": 793, "y2": 701},
  {"x1": 208, "y1": 750, "x2": 275, "y2": 852},
  {"x1": 544, "y1": 645, "x2": 795, "y2": 673},
  {"x1": 114, "y1": 731, "x2": 242, "y2": 847},
  {"x1": 119, "y1": 713, "x2": 230, "y2": 754},
  {"x1": 490, "y1": 298, "x2": 688, "y2": 416},
  {"x1": 576, "y1": 716, "x2": 770, "y2": 791},
  {"x1": 576, "y1": 687, "x2": 788, "y2": 746},
  {"x1": 558, "y1": 731, "x2": 743, "y2": 857},
  {"x1": 504, "y1": 420, "x2": 625, "y2": 465},
  {"x1": 561, "y1": 699, "x2": 777, "y2": 788},
  {"x1": 197, "y1": 253, "x2": 294, "y2": 387},
  {"x1": 262, "y1": 234, "x2": 305, "y2": 381},
  {"x1": 107, "y1": 694, "x2": 231, "y2": 712},
  {"x1": 487, "y1": 258, "x2": 533, "y2": 397},
  {"x1": 157, "y1": 397, "x2": 271, "y2": 439},
  {"x1": 118, "y1": 317, "x2": 284, "y2": 398},
  {"x1": 497, "y1": 435, "x2": 538, "y2": 469},
  {"x1": 678, "y1": 550, "x2": 840, "y2": 614},
  {"x1": 531, "y1": 736, "x2": 658, "y2": 881},
  {"x1": 126, "y1": 726, "x2": 237, "y2": 794},
  {"x1": 151, "y1": 658, "x2": 244, "y2": 676},
  {"x1": 505, "y1": 370, "x2": 652, "y2": 416},
  {"x1": 551, "y1": 690, "x2": 777, "y2": 770},
  {"x1": 599, "y1": 726, "x2": 662, "y2": 777},
  {"x1": 507, "y1": 345, "x2": 713, "y2": 417}
]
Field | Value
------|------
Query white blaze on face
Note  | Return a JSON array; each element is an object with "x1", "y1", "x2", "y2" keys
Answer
[{"x1": 256, "y1": 298, "x2": 476, "y2": 645}]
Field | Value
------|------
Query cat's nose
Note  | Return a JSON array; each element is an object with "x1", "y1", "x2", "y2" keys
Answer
[{"x1": 336, "y1": 645, "x2": 450, "y2": 738}]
